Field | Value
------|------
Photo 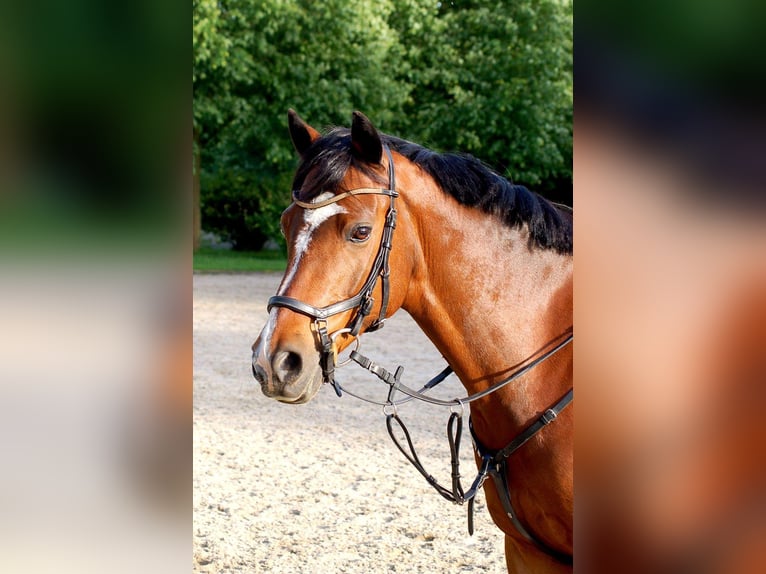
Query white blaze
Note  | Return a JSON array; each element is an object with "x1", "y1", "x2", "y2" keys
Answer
[{"x1": 277, "y1": 193, "x2": 346, "y2": 296}]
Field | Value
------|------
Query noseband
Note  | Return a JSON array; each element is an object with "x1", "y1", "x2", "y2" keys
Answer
[{"x1": 267, "y1": 145, "x2": 399, "y2": 395}]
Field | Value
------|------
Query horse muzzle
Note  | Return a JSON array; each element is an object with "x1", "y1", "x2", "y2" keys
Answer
[{"x1": 251, "y1": 339, "x2": 323, "y2": 404}]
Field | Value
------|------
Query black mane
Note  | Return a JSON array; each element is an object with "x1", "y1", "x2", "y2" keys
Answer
[{"x1": 293, "y1": 128, "x2": 572, "y2": 254}]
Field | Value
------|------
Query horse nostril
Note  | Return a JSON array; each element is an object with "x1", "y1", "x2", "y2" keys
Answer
[
  {"x1": 252, "y1": 363, "x2": 267, "y2": 386},
  {"x1": 272, "y1": 350, "x2": 303, "y2": 386}
]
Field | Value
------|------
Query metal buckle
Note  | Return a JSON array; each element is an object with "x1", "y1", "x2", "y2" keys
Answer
[{"x1": 541, "y1": 408, "x2": 558, "y2": 424}]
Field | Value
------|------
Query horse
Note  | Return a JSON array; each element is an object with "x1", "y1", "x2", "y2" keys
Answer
[{"x1": 251, "y1": 110, "x2": 573, "y2": 573}]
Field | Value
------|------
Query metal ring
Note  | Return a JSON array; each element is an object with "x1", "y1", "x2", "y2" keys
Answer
[
  {"x1": 331, "y1": 329, "x2": 361, "y2": 367},
  {"x1": 382, "y1": 403, "x2": 397, "y2": 417},
  {"x1": 450, "y1": 399, "x2": 466, "y2": 418}
]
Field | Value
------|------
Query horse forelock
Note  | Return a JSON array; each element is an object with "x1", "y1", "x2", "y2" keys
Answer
[{"x1": 292, "y1": 128, "x2": 387, "y2": 203}]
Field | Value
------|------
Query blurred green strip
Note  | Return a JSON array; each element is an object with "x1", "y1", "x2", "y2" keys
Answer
[{"x1": 193, "y1": 248, "x2": 286, "y2": 273}]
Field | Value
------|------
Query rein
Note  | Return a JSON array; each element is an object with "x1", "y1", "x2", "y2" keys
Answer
[
  {"x1": 341, "y1": 329, "x2": 573, "y2": 565},
  {"x1": 268, "y1": 145, "x2": 573, "y2": 563}
]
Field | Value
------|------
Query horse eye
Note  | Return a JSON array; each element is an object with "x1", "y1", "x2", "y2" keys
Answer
[{"x1": 350, "y1": 225, "x2": 372, "y2": 243}]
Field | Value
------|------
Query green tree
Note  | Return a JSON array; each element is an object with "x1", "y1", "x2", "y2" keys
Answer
[
  {"x1": 395, "y1": 0, "x2": 572, "y2": 196},
  {"x1": 193, "y1": 0, "x2": 572, "y2": 249},
  {"x1": 193, "y1": 0, "x2": 409, "y2": 250}
]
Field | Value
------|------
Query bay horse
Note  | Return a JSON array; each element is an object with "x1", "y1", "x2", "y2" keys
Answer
[{"x1": 251, "y1": 110, "x2": 573, "y2": 573}]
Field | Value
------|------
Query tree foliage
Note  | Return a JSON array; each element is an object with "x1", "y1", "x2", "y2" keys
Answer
[
  {"x1": 193, "y1": 0, "x2": 572, "y2": 249},
  {"x1": 399, "y1": 0, "x2": 572, "y2": 193}
]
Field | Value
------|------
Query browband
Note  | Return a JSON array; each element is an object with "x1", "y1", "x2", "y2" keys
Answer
[{"x1": 293, "y1": 187, "x2": 398, "y2": 209}]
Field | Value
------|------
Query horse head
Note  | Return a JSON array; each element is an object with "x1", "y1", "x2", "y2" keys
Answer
[{"x1": 251, "y1": 110, "x2": 413, "y2": 403}]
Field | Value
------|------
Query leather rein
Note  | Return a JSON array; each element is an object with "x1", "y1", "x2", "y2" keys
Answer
[{"x1": 267, "y1": 145, "x2": 573, "y2": 564}]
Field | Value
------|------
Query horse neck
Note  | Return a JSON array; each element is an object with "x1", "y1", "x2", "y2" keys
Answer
[{"x1": 399, "y1": 190, "x2": 573, "y2": 441}]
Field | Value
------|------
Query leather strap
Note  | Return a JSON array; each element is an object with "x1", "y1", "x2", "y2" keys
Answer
[
  {"x1": 489, "y1": 461, "x2": 573, "y2": 565},
  {"x1": 493, "y1": 388, "x2": 573, "y2": 461},
  {"x1": 470, "y1": 389, "x2": 574, "y2": 564},
  {"x1": 268, "y1": 292, "x2": 367, "y2": 320},
  {"x1": 294, "y1": 187, "x2": 397, "y2": 209}
]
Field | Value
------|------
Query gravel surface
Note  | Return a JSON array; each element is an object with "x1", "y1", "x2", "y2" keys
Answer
[{"x1": 193, "y1": 273, "x2": 506, "y2": 573}]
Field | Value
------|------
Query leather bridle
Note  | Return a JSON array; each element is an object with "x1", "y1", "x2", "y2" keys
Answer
[
  {"x1": 267, "y1": 145, "x2": 399, "y2": 396},
  {"x1": 266, "y1": 143, "x2": 573, "y2": 563}
]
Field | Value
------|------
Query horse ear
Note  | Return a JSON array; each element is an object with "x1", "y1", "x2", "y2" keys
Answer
[
  {"x1": 288, "y1": 109, "x2": 320, "y2": 156},
  {"x1": 350, "y1": 111, "x2": 383, "y2": 164}
]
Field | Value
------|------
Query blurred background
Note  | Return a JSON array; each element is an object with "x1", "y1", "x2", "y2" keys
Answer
[
  {"x1": 576, "y1": 1, "x2": 765, "y2": 572},
  {"x1": 0, "y1": 0, "x2": 188, "y2": 572}
]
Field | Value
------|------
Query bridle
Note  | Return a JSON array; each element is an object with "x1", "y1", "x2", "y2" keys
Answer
[
  {"x1": 266, "y1": 143, "x2": 573, "y2": 564},
  {"x1": 267, "y1": 144, "x2": 399, "y2": 396}
]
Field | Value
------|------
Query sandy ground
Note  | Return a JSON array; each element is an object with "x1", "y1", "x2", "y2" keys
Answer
[{"x1": 193, "y1": 272, "x2": 506, "y2": 573}]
